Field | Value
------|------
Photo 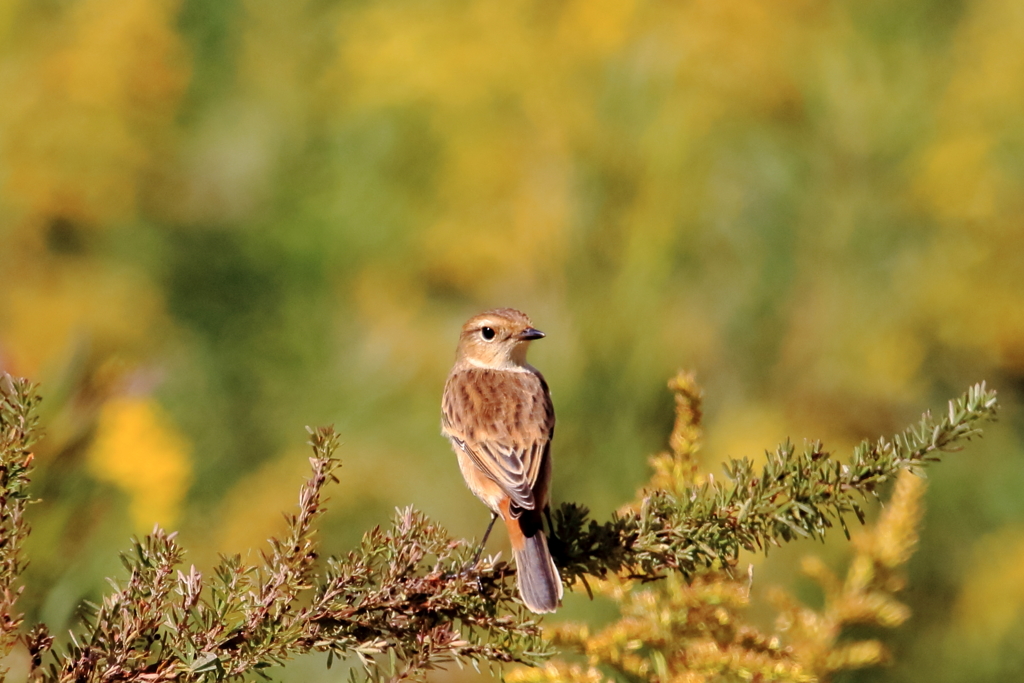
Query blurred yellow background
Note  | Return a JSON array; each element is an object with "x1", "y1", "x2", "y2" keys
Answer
[{"x1": 1, "y1": 0, "x2": 1023, "y2": 680}]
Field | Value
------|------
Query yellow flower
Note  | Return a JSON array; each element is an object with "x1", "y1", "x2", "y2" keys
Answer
[{"x1": 88, "y1": 397, "x2": 192, "y2": 531}]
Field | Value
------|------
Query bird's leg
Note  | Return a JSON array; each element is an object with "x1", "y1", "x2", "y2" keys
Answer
[{"x1": 471, "y1": 512, "x2": 499, "y2": 566}]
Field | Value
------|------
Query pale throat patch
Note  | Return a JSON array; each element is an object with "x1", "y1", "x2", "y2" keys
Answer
[{"x1": 464, "y1": 356, "x2": 531, "y2": 372}]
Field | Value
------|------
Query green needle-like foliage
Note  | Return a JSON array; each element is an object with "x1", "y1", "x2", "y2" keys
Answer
[
  {"x1": 0, "y1": 373, "x2": 999, "y2": 682},
  {"x1": 549, "y1": 382, "x2": 998, "y2": 585},
  {"x1": 1, "y1": 375, "x2": 42, "y2": 675}
]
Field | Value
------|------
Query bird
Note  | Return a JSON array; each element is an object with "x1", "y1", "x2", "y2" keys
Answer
[{"x1": 441, "y1": 308, "x2": 563, "y2": 613}]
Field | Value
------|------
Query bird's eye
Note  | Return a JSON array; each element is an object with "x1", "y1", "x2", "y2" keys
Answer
[{"x1": 480, "y1": 327, "x2": 496, "y2": 341}]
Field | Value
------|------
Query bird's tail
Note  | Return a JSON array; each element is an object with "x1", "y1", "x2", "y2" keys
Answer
[{"x1": 506, "y1": 511, "x2": 562, "y2": 613}]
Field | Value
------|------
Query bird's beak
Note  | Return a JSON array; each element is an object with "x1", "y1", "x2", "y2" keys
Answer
[{"x1": 517, "y1": 327, "x2": 545, "y2": 341}]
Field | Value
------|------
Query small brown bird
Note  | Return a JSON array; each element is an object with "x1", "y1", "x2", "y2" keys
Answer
[{"x1": 441, "y1": 308, "x2": 563, "y2": 613}]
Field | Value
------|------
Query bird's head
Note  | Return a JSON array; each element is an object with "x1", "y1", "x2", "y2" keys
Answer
[{"x1": 455, "y1": 308, "x2": 545, "y2": 370}]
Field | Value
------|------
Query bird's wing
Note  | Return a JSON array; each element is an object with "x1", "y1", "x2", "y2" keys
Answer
[{"x1": 442, "y1": 367, "x2": 554, "y2": 512}]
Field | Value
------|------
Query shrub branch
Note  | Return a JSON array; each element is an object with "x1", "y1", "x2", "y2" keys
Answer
[
  {"x1": 0, "y1": 373, "x2": 999, "y2": 682},
  {"x1": 550, "y1": 382, "x2": 998, "y2": 585},
  {"x1": 0, "y1": 375, "x2": 43, "y2": 676}
]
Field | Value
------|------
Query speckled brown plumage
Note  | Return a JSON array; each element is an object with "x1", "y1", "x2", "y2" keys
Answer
[
  {"x1": 441, "y1": 308, "x2": 563, "y2": 613},
  {"x1": 442, "y1": 366, "x2": 553, "y2": 512}
]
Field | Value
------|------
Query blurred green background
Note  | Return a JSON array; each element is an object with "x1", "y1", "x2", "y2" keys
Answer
[{"x1": 2, "y1": 0, "x2": 1023, "y2": 680}]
